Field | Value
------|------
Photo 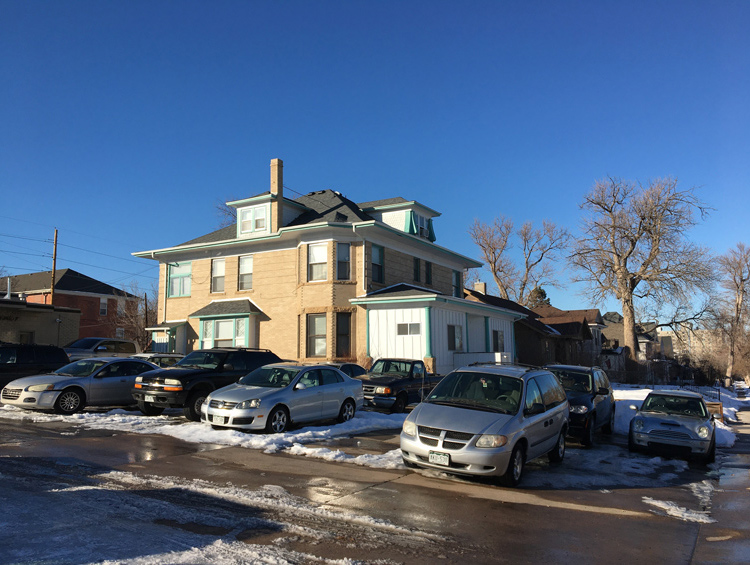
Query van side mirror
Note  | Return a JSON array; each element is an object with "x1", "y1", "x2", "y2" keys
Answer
[
  {"x1": 222, "y1": 363, "x2": 234, "y2": 371},
  {"x1": 597, "y1": 387, "x2": 609, "y2": 396},
  {"x1": 524, "y1": 402, "x2": 545, "y2": 416}
]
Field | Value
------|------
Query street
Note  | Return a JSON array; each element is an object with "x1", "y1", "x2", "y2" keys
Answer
[{"x1": 2, "y1": 408, "x2": 749, "y2": 564}]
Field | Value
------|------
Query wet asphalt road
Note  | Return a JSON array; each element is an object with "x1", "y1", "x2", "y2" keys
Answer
[{"x1": 1, "y1": 411, "x2": 749, "y2": 564}]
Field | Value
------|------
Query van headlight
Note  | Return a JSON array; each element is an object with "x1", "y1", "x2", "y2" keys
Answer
[
  {"x1": 697, "y1": 426, "x2": 709, "y2": 439},
  {"x1": 237, "y1": 399, "x2": 261, "y2": 410},
  {"x1": 476, "y1": 435, "x2": 508, "y2": 448},
  {"x1": 402, "y1": 419, "x2": 417, "y2": 437},
  {"x1": 570, "y1": 405, "x2": 589, "y2": 414}
]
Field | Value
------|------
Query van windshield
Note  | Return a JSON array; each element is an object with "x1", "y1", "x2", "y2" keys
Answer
[{"x1": 427, "y1": 371, "x2": 522, "y2": 414}]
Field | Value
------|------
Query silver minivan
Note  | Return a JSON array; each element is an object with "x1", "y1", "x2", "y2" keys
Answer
[{"x1": 400, "y1": 364, "x2": 569, "y2": 486}]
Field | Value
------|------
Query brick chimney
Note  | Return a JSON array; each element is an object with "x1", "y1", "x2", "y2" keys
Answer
[
  {"x1": 474, "y1": 282, "x2": 487, "y2": 294},
  {"x1": 270, "y1": 158, "x2": 283, "y2": 232}
]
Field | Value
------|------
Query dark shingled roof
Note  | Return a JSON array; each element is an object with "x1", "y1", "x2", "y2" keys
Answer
[
  {"x1": 189, "y1": 299, "x2": 262, "y2": 318},
  {"x1": 288, "y1": 190, "x2": 372, "y2": 226},
  {"x1": 178, "y1": 225, "x2": 236, "y2": 247},
  {"x1": 0, "y1": 269, "x2": 135, "y2": 298}
]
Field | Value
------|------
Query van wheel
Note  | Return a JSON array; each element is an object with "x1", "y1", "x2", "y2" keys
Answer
[
  {"x1": 549, "y1": 430, "x2": 566, "y2": 463},
  {"x1": 500, "y1": 444, "x2": 525, "y2": 487},
  {"x1": 183, "y1": 391, "x2": 207, "y2": 421}
]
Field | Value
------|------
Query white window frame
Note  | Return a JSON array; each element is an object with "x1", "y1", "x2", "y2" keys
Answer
[
  {"x1": 308, "y1": 243, "x2": 328, "y2": 282},
  {"x1": 238, "y1": 255, "x2": 253, "y2": 291},
  {"x1": 99, "y1": 297, "x2": 108, "y2": 316},
  {"x1": 211, "y1": 258, "x2": 225, "y2": 293},
  {"x1": 336, "y1": 243, "x2": 351, "y2": 281},
  {"x1": 239, "y1": 205, "x2": 269, "y2": 235},
  {"x1": 397, "y1": 323, "x2": 421, "y2": 336},
  {"x1": 307, "y1": 313, "x2": 327, "y2": 357}
]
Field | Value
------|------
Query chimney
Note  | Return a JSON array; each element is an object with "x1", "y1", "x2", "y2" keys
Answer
[
  {"x1": 474, "y1": 282, "x2": 487, "y2": 294},
  {"x1": 270, "y1": 158, "x2": 283, "y2": 232}
]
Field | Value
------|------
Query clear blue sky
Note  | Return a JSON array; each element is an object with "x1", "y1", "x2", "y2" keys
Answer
[{"x1": 2, "y1": 1, "x2": 748, "y2": 314}]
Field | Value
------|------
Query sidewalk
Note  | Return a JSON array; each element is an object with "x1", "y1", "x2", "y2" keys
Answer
[{"x1": 692, "y1": 407, "x2": 750, "y2": 564}]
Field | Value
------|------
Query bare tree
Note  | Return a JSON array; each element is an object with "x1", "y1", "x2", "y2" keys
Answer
[
  {"x1": 570, "y1": 176, "x2": 715, "y2": 358},
  {"x1": 469, "y1": 217, "x2": 569, "y2": 306},
  {"x1": 215, "y1": 196, "x2": 239, "y2": 228},
  {"x1": 716, "y1": 243, "x2": 750, "y2": 378},
  {"x1": 117, "y1": 280, "x2": 159, "y2": 351}
]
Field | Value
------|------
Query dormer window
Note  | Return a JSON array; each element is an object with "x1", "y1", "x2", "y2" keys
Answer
[
  {"x1": 239, "y1": 205, "x2": 268, "y2": 235},
  {"x1": 416, "y1": 214, "x2": 430, "y2": 239}
]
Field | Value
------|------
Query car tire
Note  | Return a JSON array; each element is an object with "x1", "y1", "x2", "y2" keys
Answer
[
  {"x1": 500, "y1": 443, "x2": 526, "y2": 487},
  {"x1": 137, "y1": 401, "x2": 164, "y2": 416},
  {"x1": 582, "y1": 416, "x2": 595, "y2": 447},
  {"x1": 265, "y1": 406, "x2": 289, "y2": 433},
  {"x1": 402, "y1": 457, "x2": 419, "y2": 469},
  {"x1": 548, "y1": 429, "x2": 566, "y2": 463},
  {"x1": 602, "y1": 407, "x2": 615, "y2": 435},
  {"x1": 337, "y1": 399, "x2": 356, "y2": 423},
  {"x1": 54, "y1": 389, "x2": 84, "y2": 415},
  {"x1": 183, "y1": 391, "x2": 207, "y2": 421},
  {"x1": 703, "y1": 435, "x2": 716, "y2": 464},
  {"x1": 391, "y1": 393, "x2": 408, "y2": 414},
  {"x1": 628, "y1": 427, "x2": 639, "y2": 453}
]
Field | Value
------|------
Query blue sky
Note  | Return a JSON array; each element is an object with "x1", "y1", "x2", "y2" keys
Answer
[{"x1": 1, "y1": 1, "x2": 748, "y2": 314}]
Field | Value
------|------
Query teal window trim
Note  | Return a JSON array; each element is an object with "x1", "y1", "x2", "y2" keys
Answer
[
  {"x1": 427, "y1": 218, "x2": 436, "y2": 242},
  {"x1": 424, "y1": 307, "x2": 433, "y2": 358},
  {"x1": 405, "y1": 211, "x2": 418, "y2": 235},
  {"x1": 167, "y1": 262, "x2": 192, "y2": 298}
]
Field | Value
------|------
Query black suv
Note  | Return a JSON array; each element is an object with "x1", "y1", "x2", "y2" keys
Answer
[
  {"x1": 131, "y1": 348, "x2": 281, "y2": 420},
  {"x1": 545, "y1": 364, "x2": 616, "y2": 446},
  {"x1": 0, "y1": 343, "x2": 70, "y2": 389}
]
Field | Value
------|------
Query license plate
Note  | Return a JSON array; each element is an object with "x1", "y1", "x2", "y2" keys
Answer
[
  {"x1": 428, "y1": 451, "x2": 450, "y2": 466},
  {"x1": 214, "y1": 416, "x2": 226, "y2": 425},
  {"x1": 145, "y1": 395, "x2": 155, "y2": 402}
]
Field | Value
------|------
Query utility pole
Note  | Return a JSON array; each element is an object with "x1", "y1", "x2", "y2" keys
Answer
[{"x1": 50, "y1": 228, "x2": 58, "y2": 305}]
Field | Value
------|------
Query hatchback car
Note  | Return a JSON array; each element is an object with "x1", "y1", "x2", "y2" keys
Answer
[
  {"x1": 545, "y1": 365, "x2": 616, "y2": 446},
  {"x1": 202, "y1": 363, "x2": 364, "y2": 433},
  {"x1": 1, "y1": 357, "x2": 158, "y2": 415},
  {"x1": 628, "y1": 390, "x2": 716, "y2": 463},
  {"x1": 400, "y1": 364, "x2": 569, "y2": 486}
]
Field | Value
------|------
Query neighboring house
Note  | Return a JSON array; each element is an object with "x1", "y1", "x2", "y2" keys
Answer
[
  {"x1": 531, "y1": 304, "x2": 604, "y2": 366},
  {"x1": 464, "y1": 283, "x2": 558, "y2": 367},
  {"x1": 0, "y1": 297, "x2": 80, "y2": 346},
  {"x1": 0, "y1": 269, "x2": 138, "y2": 341},
  {"x1": 602, "y1": 311, "x2": 661, "y2": 362},
  {"x1": 133, "y1": 158, "x2": 511, "y2": 374}
]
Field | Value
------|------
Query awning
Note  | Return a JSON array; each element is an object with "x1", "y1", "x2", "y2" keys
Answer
[{"x1": 189, "y1": 299, "x2": 263, "y2": 319}]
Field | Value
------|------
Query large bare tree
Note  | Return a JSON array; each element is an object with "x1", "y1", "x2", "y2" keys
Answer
[
  {"x1": 469, "y1": 217, "x2": 569, "y2": 306},
  {"x1": 570, "y1": 177, "x2": 715, "y2": 358},
  {"x1": 716, "y1": 243, "x2": 750, "y2": 378}
]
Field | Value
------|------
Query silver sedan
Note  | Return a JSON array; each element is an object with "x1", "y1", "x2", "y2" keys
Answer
[
  {"x1": 201, "y1": 363, "x2": 364, "y2": 433},
  {"x1": 0, "y1": 357, "x2": 158, "y2": 415}
]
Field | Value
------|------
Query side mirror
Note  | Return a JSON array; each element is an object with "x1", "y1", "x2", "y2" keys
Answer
[
  {"x1": 222, "y1": 363, "x2": 234, "y2": 371},
  {"x1": 295, "y1": 383, "x2": 307, "y2": 391},
  {"x1": 597, "y1": 387, "x2": 609, "y2": 396},
  {"x1": 629, "y1": 404, "x2": 638, "y2": 411},
  {"x1": 524, "y1": 402, "x2": 545, "y2": 416}
]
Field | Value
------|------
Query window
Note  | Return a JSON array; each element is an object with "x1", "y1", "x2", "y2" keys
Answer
[
  {"x1": 211, "y1": 258, "x2": 225, "y2": 293},
  {"x1": 336, "y1": 312, "x2": 352, "y2": 357},
  {"x1": 201, "y1": 318, "x2": 247, "y2": 348},
  {"x1": 492, "y1": 330, "x2": 505, "y2": 352},
  {"x1": 99, "y1": 298, "x2": 108, "y2": 316},
  {"x1": 425, "y1": 262, "x2": 433, "y2": 285},
  {"x1": 417, "y1": 214, "x2": 430, "y2": 238},
  {"x1": 337, "y1": 243, "x2": 351, "y2": 281},
  {"x1": 413, "y1": 258, "x2": 421, "y2": 282},
  {"x1": 372, "y1": 245, "x2": 384, "y2": 283},
  {"x1": 308, "y1": 243, "x2": 327, "y2": 282},
  {"x1": 307, "y1": 314, "x2": 326, "y2": 357},
  {"x1": 397, "y1": 323, "x2": 421, "y2": 335},
  {"x1": 452, "y1": 270, "x2": 462, "y2": 298},
  {"x1": 524, "y1": 379, "x2": 544, "y2": 411},
  {"x1": 239, "y1": 205, "x2": 268, "y2": 234},
  {"x1": 168, "y1": 262, "x2": 191, "y2": 297},
  {"x1": 238, "y1": 255, "x2": 253, "y2": 290},
  {"x1": 447, "y1": 324, "x2": 463, "y2": 351},
  {"x1": 115, "y1": 328, "x2": 125, "y2": 339},
  {"x1": 321, "y1": 368, "x2": 343, "y2": 386}
]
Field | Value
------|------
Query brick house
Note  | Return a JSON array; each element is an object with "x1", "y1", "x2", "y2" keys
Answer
[
  {"x1": 0, "y1": 269, "x2": 138, "y2": 342},
  {"x1": 134, "y1": 159, "x2": 524, "y2": 373}
]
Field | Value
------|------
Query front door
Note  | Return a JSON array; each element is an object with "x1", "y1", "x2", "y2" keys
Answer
[{"x1": 289, "y1": 369, "x2": 323, "y2": 422}]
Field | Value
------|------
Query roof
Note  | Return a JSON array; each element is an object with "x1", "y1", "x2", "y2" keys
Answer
[
  {"x1": 0, "y1": 269, "x2": 135, "y2": 298},
  {"x1": 464, "y1": 289, "x2": 556, "y2": 336},
  {"x1": 533, "y1": 304, "x2": 604, "y2": 325},
  {"x1": 288, "y1": 190, "x2": 372, "y2": 226},
  {"x1": 189, "y1": 299, "x2": 263, "y2": 318}
]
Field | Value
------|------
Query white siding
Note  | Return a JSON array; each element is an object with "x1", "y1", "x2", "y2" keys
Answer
[
  {"x1": 380, "y1": 210, "x2": 408, "y2": 232},
  {"x1": 467, "y1": 314, "x2": 485, "y2": 352},
  {"x1": 368, "y1": 308, "x2": 426, "y2": 360},
  {"x1": 431, "y1": 307, "x2": 467, "y2": 376}
]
